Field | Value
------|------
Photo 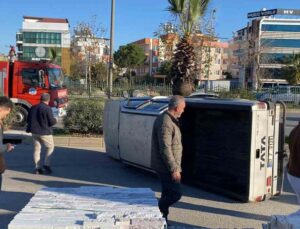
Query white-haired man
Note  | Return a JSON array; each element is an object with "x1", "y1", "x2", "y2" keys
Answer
[{"x1": 151, "y1": 95, "x2": 186, "y2": 224}]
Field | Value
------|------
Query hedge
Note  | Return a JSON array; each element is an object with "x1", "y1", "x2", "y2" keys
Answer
[{"x1": 63, "y1": 98, "x2": 105, "y2": 135}]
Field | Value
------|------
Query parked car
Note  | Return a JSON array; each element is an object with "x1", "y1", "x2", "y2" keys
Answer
[
  {"x1": 256, "y1": 86, "x2": 300, "y2": 104},
  {"x1": 261, "y1": 82, "x2": 289, "y2": 91}
]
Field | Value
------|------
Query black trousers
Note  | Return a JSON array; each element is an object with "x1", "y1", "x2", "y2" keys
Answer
[{"x1": 157, "y1": 172, "x2": 182, "y2": 218}]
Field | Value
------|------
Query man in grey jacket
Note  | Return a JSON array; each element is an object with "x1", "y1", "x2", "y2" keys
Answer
[{"x1": 151, "y1": 95, "x2": 186, "y2": 223}]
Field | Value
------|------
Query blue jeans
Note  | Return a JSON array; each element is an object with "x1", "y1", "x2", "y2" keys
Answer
[
  {"x1": 157, "y1": 172, "x2": 182, "y2": 218},
  {"x1": 0, "y1": 174, "x2": 2, "y2": 191}
]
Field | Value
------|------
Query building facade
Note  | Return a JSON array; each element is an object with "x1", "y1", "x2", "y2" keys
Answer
[
  {"x1": 16, "y1": 16, "x2": 71, "y2": 74},
  {"x1": 192, "y1": 34, "x2": 229, "y2": 81},
  {"x1": 232, "y1": 9, "x2": 300, "y2": 88},
  {"x1": 131, "y1": 38, "x2": 159, "y2": 77},
  {"x1": 72, "y1": 36, "x2": 110, "y2": 63}
]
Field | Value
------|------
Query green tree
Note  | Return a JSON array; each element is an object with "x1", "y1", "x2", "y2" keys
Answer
[
  {"x1": 91, "y1": 62, "x2": 108, "y2": 83},
  {"x1": 282, "y1": 53, "x2": 300, "y2": 85},
  {"x1": 157, "y1": 60, "x2": 172, "y2": 83},
  {"x1": 114, "y1": 44, "x2": 145, "y2": 84},
  {"x1": 70, "y1": 16, "x2": 107, "y2": 96},
  {"x1": 167, "y1": 0, "x2": 211, "y2": 96}
]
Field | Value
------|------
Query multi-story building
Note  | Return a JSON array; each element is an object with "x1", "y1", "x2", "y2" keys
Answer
[
  {"x1": 128, "y1": 34, "x2": 229, "y2": 81},
  {"x1": 232, "y1": 8, "x2": 300, "y2": 88},
  {"x1": 16, "y1": 16, "x2": 71, "y2": 74},
  {"x1": 159, "y1": 33, "x2": 229, "y2": 81},
  {"x1": 158, "y1": 33, "x2": 178, "y2": 62},
  {"x1": 131, "y1": 38, "x2": 159, "y2": 77},
  {"x1": 192, "y1": 34, "x2": 229, "y2": 81},
  {"x1": 72, "y1": 36, "x2": 110, "y2": 63}
]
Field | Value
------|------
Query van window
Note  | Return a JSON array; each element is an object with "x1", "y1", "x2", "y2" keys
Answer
[
  {"x1": 290, "y1": 87, "x2": 300, "y2": 94},
  {"x1": 124, "y1": 99, "x2": 149, "y2": 109},
  {"x1": 139, "y1": 102, "x2": 167, "y2": 111},
  {"x1": 272, "y1": 87, "x2": 288, "y2": 94}
]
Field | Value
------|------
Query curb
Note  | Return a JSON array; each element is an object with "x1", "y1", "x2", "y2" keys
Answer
[
  {"x1": 54, "y1": 136, "x2": 104, "y2": 148},
  {"x1": 3, "y1": 130, "x2": 104, "y2": 148}
]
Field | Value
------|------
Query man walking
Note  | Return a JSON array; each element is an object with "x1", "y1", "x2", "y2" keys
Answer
[
  {"x1": 151, "y1": 95, "x2": 186, "y2": 223},
  {"x1": 27, "y1": 93, "x2": 57, "y2": 174}
]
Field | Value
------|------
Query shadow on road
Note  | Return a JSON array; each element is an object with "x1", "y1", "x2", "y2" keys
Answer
[
  {"x1": 0, "y1": 191, "x2": 33, "y2": 229},
  {"x1": 6, "y1": 145, "x2": 238, "y2": 203},
  {"x1": 174, "y1": 200, "x2": 270, "y2": 222}
]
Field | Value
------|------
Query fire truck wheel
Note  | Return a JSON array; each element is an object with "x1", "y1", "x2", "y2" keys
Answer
[{"x1": 14, "y1": 106, "x2": 28, "y2": 127}]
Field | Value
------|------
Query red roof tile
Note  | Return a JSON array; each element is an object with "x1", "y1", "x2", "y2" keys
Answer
[{"x1": 23, "y1": 16, "x2": 68, "y2": 24}]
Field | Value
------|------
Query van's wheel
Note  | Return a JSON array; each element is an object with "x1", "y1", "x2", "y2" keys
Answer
[{"x1": 13, "y1": 106, "x2": 28, "y2": 127}]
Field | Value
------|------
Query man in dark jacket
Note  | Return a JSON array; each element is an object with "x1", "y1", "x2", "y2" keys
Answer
[
  {"x1": 27, "y1": 93, "x2": 57, "y2": 174},
  {"x1": 151, "y1": 95, "x2": 186, "y2": 223},
  {"x1": 287, "y1": 122, "x2": 300, "y2": 216}
]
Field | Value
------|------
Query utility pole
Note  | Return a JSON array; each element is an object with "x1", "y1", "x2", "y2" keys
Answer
[{"x1": 108, "y1": 0, "x2": 115, "y2": 99}]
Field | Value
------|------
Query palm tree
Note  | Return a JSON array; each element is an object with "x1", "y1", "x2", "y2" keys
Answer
[
  {"x1": 49, "y1": 48, "x2": 58, "y2": 64},
  {"x1": 283, "y1": 53, "x2": 300, "y2": 85},
  {"x1": 167, "y1": 0, "x2": 211, "y2": 96}
]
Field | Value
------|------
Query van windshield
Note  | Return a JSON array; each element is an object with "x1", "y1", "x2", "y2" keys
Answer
[{"x1": 47, "y1": 68, "x2": 64, "y2": 88}]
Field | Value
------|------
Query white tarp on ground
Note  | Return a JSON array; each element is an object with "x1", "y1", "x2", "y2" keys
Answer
[{"x1": 8, "y1": 186, "x2": 166, "y2": 229}]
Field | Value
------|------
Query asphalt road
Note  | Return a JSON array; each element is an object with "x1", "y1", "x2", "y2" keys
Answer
[{"x1": 0, "y1": 142, "x2": 298, "y2": 229}]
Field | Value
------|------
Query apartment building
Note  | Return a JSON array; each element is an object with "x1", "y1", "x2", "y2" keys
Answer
[
  {"x1": 192, "y1": 34, "x2": 229, "y2": 81},
  {"x1": 131, "y1": 38, "x2": 159, "y2": 77},
  {"x1": 16, "y1": 16, "x2": 71, "y2": 74},
  {"x1": 232, "y1": 8, "x2": 300, "y2": 88},
  {"x1": 72, "y1": 36, "x2": 110, "y2": 63}
]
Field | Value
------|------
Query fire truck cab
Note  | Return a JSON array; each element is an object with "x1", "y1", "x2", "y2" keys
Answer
[{"x1": 0, "y1": 60, "x2": 68, "y2": 126}]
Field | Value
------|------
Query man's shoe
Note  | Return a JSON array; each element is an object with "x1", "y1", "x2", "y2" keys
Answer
[
  {"x1": 35, "y1": 168, "x2": 44, "y2": 174},
  {"x1": 164, "y1": 217, "x2": 171, "y2": 227},
  {"x1": 43, "y1": 165, "x2": 52, "y2": 174}
]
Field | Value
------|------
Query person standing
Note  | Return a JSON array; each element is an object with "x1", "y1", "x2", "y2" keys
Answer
[
  {"x1": 287, "y1": 122, "x2": 300, "y2": 216},
  {"x1": 151, "y1": 95, "x2": 186, "y2": 223},
  {"x1": 0, "y1": 96, "x2": 14, "y2": 190},
  {"x1": 27, "y1": 93, "x2": 57, "y2": 174}
]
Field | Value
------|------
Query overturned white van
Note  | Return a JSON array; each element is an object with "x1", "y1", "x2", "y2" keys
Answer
[{"x1": 103, "y1": 97, "x2": 286, "y2": 202}]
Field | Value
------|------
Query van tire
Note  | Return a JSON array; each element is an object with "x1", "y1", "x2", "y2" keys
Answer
[{"x1": 13, "y1": 106, "x2": 28, "y2": 127}]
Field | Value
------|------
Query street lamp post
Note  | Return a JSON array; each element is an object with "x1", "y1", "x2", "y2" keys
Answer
[{"x1": 108, "y1": 0, "x2": 115, "y2": 99}]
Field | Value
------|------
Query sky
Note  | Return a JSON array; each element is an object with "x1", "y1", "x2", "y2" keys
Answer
[{"x1": 0, "y1": 0, "x2": 299, "y2": 54}]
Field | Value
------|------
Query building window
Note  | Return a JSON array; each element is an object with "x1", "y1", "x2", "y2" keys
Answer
[
  {"x1": 153, "y1": 56, "x2": 158, "y2": 63},
  {"x1": 23, "y1": 32, "x2": 61, "y2": 44},
  {"x1": 261, "y1": 39, "x2": 300, "y2": 48},
  {"x1": 262, "y1": 24, "x2": 300, "y2": 32},
  {"x1": 260, "y1": 53, "x2": 293, "y2": 64},
  {"x1": 22, "y1": 46, "x2": 62, "y2": 64}
]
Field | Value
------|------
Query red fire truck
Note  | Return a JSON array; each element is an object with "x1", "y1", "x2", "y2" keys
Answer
[{"x1": 0, "y1": 60, "x2": 68, "y2": 126}]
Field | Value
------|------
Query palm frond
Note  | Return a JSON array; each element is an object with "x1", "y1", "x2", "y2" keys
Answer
[
  {"x1": 166, "y1": 0, "x2": 185, "y2": 15},
  {"x1": 186, "y1": 0, "x2": 211, "y2": 35},
  {"x1": 199, "y1": 0, "x2": 211, "y2": 16}
]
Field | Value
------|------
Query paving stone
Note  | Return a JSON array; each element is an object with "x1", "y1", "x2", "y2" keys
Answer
[{"x1": 8, "y1": 186, "x2": 166, "y2": 229}]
